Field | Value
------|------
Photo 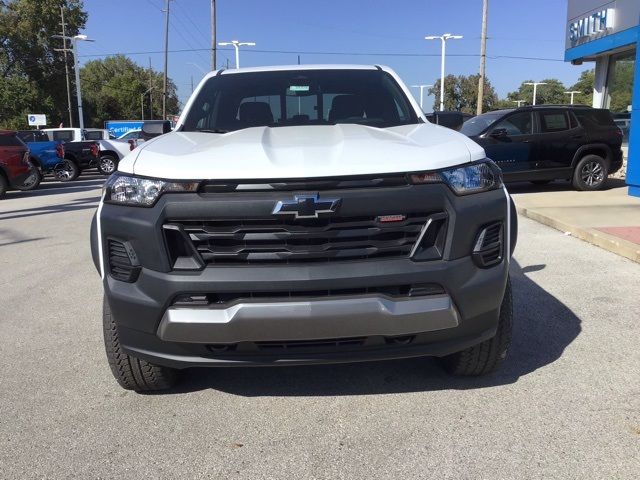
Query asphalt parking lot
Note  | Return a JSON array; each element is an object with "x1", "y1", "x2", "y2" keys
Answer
[{"x1": 1, "y1": 177, "x2": 639, "y2": 479}]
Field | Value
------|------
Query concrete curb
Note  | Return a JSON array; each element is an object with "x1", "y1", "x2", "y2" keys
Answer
[{"x1": 516, "y1": 206, "x2": 640, "y2": 264}]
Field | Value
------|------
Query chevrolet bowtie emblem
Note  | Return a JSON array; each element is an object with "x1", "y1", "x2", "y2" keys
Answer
[{"x1": 272, "y1": 194, "x2": 341, "y2": 219}]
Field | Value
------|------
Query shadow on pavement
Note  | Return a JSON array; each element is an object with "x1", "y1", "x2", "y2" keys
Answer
[
  {"x1": 506, "y1": 177, "x2": 625, "y2": 194},
  {"x1": 168, "y1": 259, "x2": 581, "y2": 396},
  {"x1": 0, "y1": 196, "x2": 100, "y2": 220}
]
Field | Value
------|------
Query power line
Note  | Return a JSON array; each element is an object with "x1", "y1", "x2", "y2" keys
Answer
[{"x1": 77, "y1": 47, "x2": 564, "y2": 62}]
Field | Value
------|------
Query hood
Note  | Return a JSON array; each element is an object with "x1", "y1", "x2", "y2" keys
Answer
[{"x1": 122, "y1": 123, "x2": 486, "y2": 180}]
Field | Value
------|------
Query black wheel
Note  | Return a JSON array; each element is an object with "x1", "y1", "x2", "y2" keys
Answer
[
  {"x1": 103, "y1": 296, "x2": 178, "y2": 392},
  {"x1": 54, "y1": 159, "x2": 80, "y2": 182},
  {"x1": 17, "y1": 166, "x2": 42, "y2": 191},
  {"x1": 441, "y1": 276, "x2": 513, "y2": 376},
  {"x1": 98, "y1": 154, "x2": 118, "y2": 175},
  {"x1": 572, "y1": 154, "x2": 608, "y2": 191},
  {"x1": 530, "y1": 180, "x2": 552, "y2": 186},
  {"x1": 0, "y1": 174, "x2": 7, "y2": 199}
]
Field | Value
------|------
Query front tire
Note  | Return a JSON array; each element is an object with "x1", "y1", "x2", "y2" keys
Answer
[
  {"x1": 572, "y1": 154, "x2": 608, "y2": 191},
  {"x1": 98, "y1": 154, "x2": 118, "y2": 175},
  {"x1": 17, "y1": 167, "x2": 42, "y2": 191},
  {"x1": 0, "y1": 174, "x2": 8, "y2": 198},
  {"x1": 54, "y1": 159, "x2": 80, "y2": 182},
  {"x1": 103, "y1": 296, "x2": 178, "y2": 392},
  {"x1": 441, "y1": 277, "x2": 513, "y2": 376}
]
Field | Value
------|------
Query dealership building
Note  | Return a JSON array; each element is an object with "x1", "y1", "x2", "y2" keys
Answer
[{"x1": 565, "y1": 0, "x2": 640, "y2": 196}]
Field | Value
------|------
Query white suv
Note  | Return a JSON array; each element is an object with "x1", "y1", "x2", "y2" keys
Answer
[{"x1": 91, "y1": 65, "x2": 517, "y2": 391}]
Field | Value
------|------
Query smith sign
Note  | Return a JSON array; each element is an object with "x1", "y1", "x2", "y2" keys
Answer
[{"x1": 569, "y1": 9, "x2": 614, "y2": 43}]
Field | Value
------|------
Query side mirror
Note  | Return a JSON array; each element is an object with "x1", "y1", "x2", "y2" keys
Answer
[
  {"x1": 489, "y1": 128, "x2": 508, "y2": 138},
  {"x1": 426, "y1": 111, "x2": 464, "y2": 131},
  {"x1": 141, "y1": 121, "x2": 171, "y2": 140}
]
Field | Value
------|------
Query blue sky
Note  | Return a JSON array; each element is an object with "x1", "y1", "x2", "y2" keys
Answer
[{"x1": 81, "y1": 0, "x2": 589, "y2": 110}]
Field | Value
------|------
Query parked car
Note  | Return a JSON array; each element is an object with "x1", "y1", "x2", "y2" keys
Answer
[
  {"x1": 97, "y1": 121, "x2": 172, "y2": 175},
  {"x1": 461, "y1": 105, "x2": 624, "y2": 190},
  {"x1": 91, "y1": 64, "x2": 517, "y2": 392},
  {"x1": 16, "y1": 130, "x2": 65, "y2": 187},
  {"x1": 41, "y1": 128, "x2": 106, "y2": 178},
  {"x1": 0, "y1": 130, "x2": 37, "y2": 198},
  {"x1": 43, "y1": 127, "x2": 110, "y2": 142}
]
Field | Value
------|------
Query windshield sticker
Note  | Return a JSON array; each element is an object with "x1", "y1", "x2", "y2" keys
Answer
[{"x1": 288, "y1": 85, "x2": 310, "y2": 92}]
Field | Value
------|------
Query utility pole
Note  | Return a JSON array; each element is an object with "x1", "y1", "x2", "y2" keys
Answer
[
  {"x1": 425, "y1": 33, "x2": 463, "y2": 111},
  {"x1": 565, "y1": 90, "x2": 581, "y2": 104},
  {"x1": 162, "y1": 0, "x2": 171, "y2": 119},
  {"x1": 411, "y1": 84, "x2": 433, "y2": 110},
  {"x1": 218, "y1": 40, "x2": 256, "y2": 69},
  {"x1": 191, "y1": 76, "x2": 194, "y2": 94},
  {"x1": 149, "y1": 57, "x2": 153, "y2": 120},
  {"x1": 52, "y1": 34, "x2": 93, "y2": 132},
  {"x1": 524, "y1": 82, "x2": 548, "y2": 105},
  {"x1": 211, "y1": 0, "x2": 216, "y2": 70},
  {"x1": 476, "y1": 0, "x2": 489, "y2": 115},
  {"x1": 59, "y1": 7, "x2": 73, "y2": 127}
]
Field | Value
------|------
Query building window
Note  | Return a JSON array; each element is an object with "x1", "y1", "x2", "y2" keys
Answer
[{"x1": 606, "y1": 49, "x2": 635, "y2": 113}]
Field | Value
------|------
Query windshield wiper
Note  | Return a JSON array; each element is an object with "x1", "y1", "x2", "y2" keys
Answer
[{"x1": 195, "y1": 128, "x2": 230, "y2": 134}]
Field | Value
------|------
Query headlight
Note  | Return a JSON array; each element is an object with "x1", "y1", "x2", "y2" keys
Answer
[
  {"x1": 104, "y1": 174, "x2": 199, "y2": 207},
  {"x1": 409, "y1": 160, "x2": 502, "y2": 195}
]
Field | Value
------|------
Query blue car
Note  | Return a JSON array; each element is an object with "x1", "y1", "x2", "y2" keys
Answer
[{"x1": 16, "y1": 130, "x2": 68, "y2": 189}]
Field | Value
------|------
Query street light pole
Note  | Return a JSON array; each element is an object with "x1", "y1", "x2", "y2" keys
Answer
[
  {"x1": 524, "y1": 82, "x2": 547, "y2": 106},
  {"x1": 565, "y1": 90, "x2": 581, "y2": 104},
  {"x1": 425, "y1": 33, "x2": 463, "y2": 111},
  {"x1": 218, "y1": 40, "x2": 256, "y2": 69},
  {"x1": 53, "y1": 34, "x2": 93, "y2": 133},
  {"x1": 477, "y1": 0, "x2": 489, "y2": 115},
  {"x1": 513, "y1": 100, "x2": 526, "y2": 107},
  {"x1": 162, "y1": 0, "x2": 172, "y2": 119},
  {"x1": 411, "y1": 84, "x2": 433, "y2": 110}
]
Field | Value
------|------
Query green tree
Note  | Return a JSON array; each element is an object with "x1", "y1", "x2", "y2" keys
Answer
[
  {"x1": 608, "y1": 60, "x2": 634, "y2": 112},
  {"x1": 505, "y1": 79, "x2": 567, "y2": 106},
  {"x1": 428, "y1": 74, "x2": 499, "y2": 113},
  {"x1": 570, "y1": 69, "x2": 595, "y2": 106},
  {"x1": 0, "y1": 0, "x2": 87, "y2": 127},
  {"x1": 80, "y1": 55, "x2": 179, "y2": 127}
]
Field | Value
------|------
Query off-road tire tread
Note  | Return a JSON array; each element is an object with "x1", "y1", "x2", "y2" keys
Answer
[
  {"x1": 442, "y1": 277, "x2": 513, "y2": 376},
  {"x1": 103, "y1": 297, "x2": 177, "y2": 391}
]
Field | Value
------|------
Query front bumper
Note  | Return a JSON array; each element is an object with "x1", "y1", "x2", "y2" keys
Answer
[{"x1": 94, "y1": 183, "x2": 516, "y2": 368}]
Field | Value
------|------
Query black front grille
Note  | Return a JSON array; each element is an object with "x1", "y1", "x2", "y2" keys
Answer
[{"x1": 167, "y1": 213, "x2": 433, "y2": 264}]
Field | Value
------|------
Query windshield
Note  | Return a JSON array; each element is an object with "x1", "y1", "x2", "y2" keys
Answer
[
  {"x1": 181, "y1": 69, "x2": 419, "y2": 132},
  {"x1": 461, "y1": 112, "x2": 506, "y2": 136}
]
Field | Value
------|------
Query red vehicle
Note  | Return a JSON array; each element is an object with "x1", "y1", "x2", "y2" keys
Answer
[{"x1": 0, "y1": 130, "x2": 35, "y2": 198}]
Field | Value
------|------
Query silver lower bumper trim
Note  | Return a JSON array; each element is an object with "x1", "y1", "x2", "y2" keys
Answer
[{"x1": 156, "y1": 294, "x2": 460, "y2": 344}]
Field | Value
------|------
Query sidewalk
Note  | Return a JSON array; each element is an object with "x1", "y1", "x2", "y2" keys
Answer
[{"x1": 510, "y1": 179, "x2": 640, "y2": 263}]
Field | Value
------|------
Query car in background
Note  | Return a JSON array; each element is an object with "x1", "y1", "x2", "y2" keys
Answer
[
  {"x1": 612, "y1": 112, "x2": 630, "y2": 144},
  {"x1": 117, "y1": 129, "x2": 142, "y2": 140},
  {"x1": 16, "y1": 130, "x2": 66, "y2": 188},
  {"x1": 461, "y1": 105, "x2": 623, "y2": 190},
  {"x1": 0, "y1": 130, "x2": 37, "y2": 198},
  {"x1": 43, "y1": 128, "x2": 110, "y2": 142}
]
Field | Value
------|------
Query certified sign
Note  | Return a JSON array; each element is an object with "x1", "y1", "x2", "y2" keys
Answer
[{"x1": 27, "y1": 114, "x2": 47, "y2": 127}]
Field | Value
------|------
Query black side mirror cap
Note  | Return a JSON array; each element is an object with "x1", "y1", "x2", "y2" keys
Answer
[
  {"x1": 426, "y1": 111, "x2": 465, "y2": 131},
  {"x1": 141, "y1": 121, "x2": 171, "y2": 140},
  {"x1": 489, "y1": 128, "x2": 508, "y2": 138}
]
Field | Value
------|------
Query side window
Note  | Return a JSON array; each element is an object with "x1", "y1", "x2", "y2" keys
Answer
[
  {"x1": 52, "y1": 130, "x2": 74, "y2": 141},
  {"x1": 539, "y1": 111, "x2": 569, "y2": 133},
  {"x1": 0, "y1": 135, "x2": 22, "y2": 146},
  {"x1": 493, "y1": 112, "x2": 532, "y2": 136},
  {"x1": 84, "y1": 131, "x2": 104, "y2": 140}
]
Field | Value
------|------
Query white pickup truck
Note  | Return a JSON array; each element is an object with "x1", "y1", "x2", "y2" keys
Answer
[
  {"x1": 43, "y1": 127, "x2": 131, "y2": 175},
  {"x1": 91, "y1": 64, "x2": 517, "y2": 392}
]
